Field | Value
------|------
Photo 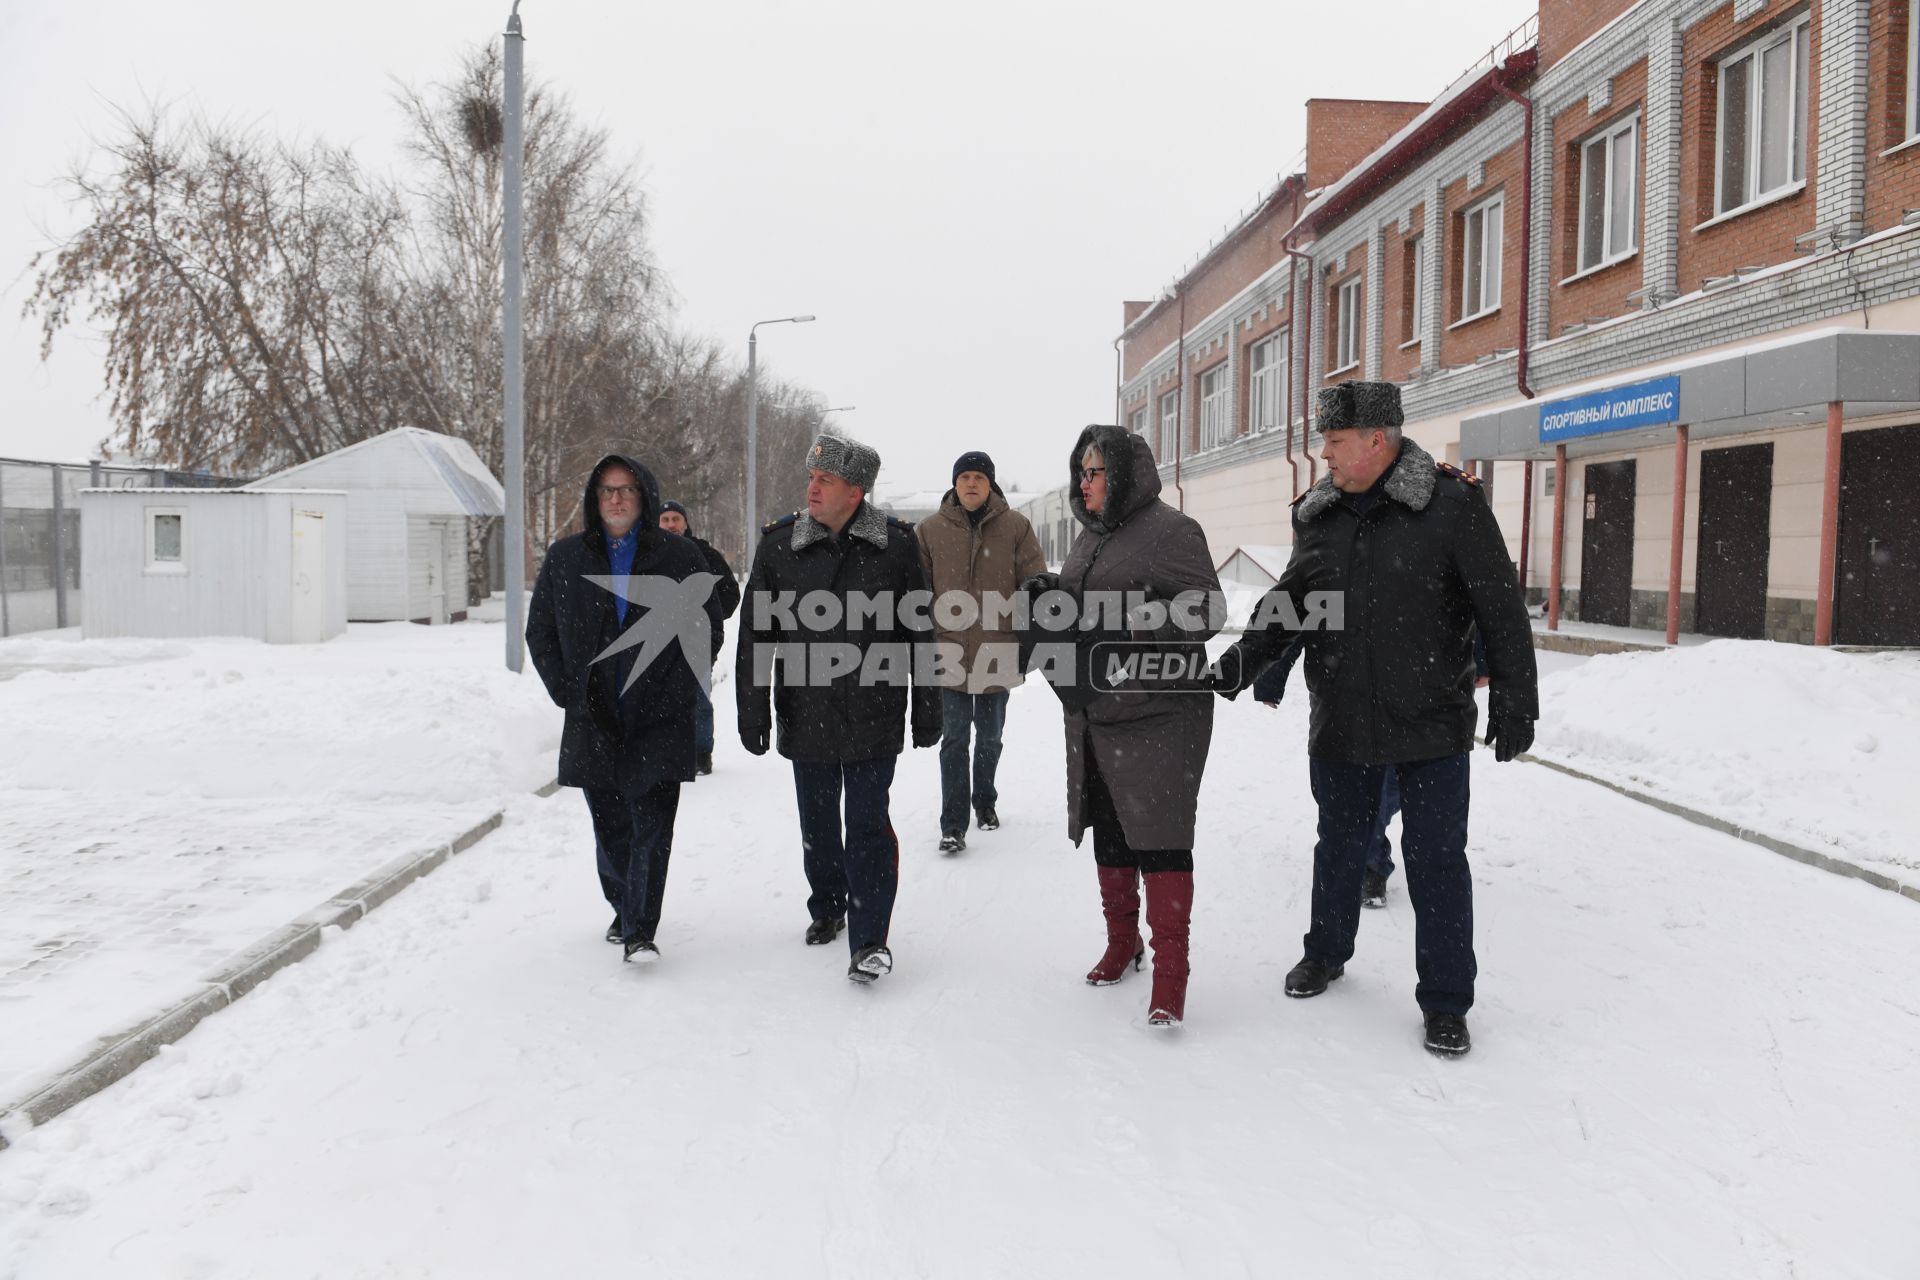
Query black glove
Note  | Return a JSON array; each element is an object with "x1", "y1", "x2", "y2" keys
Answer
[
  {"x1": 912, "y1": 723, "x2": 942, "y2": 750},
  {"x1": 741, "y1": 724, "x2": 770, "y2": 756},
  {"x1": 1485, "y1": 714, "x2": 1534, "y2": 762},
  {"x1": 1019, "y1": 571, "x2": 1062, "y2": 597},
  {"x1": 1205, "y1": 647, "x2": 1244, "y2": 701}
]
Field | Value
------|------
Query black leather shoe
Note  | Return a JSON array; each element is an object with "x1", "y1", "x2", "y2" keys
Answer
[
  {"x1": 1423, "y1": 1012, "x2": 1471, "y2": 1057},
  {"x1": 1360, "y1": 871, "x2": 1389, "y2": 909},
  {"x1": 695, "y1": 752, "x2": 713, "y2": 776},
  {"x1": 605, "y1": 917, "x2": 622, "y2": 944},
  {"x1": 1284, "y1": 956, "x2": 1344, "y2": 998},
  {"x1": 623, "y1": 938, "x2": 660, "y2": 963},
  {"x1": 804, "y1": 915, "x2": 845, "y2": 946},
  {"x1": 974, "y1": 806, "x2": 999, "y2": 831}
]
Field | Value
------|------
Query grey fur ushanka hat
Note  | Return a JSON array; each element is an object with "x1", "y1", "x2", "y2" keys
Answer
[
  {"x1": 1316, "y1": 381, "x2": 1404, "y2": 431},
  {"x1": 803, "y1": 432, "x2": 881, "y2": 491}
]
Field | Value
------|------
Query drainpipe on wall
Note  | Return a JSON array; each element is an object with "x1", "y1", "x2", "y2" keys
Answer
[
  {"x1": 1518, "y1": 458, "x2": 1535, "y2": 595},
  {"x1": 1492, "y1": 70, "x2": 1536, "y2": 401},
  {"x1": 1112, "y1": 336, "x2": 1124, "y2": 429},
  {"x1": 1173, "y1": 288, "x2": 1187, "y2": 511},
  {"x1": 1283, "y1": 239, "x2": 1317, "y2": 485},
  {"x1": 1281, "y1": 256, "x2": 1301, "y2": 498}
]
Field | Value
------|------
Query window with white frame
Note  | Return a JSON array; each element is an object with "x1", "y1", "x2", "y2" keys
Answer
[
  {"x1": 1908, "y1": 5, "x2": 1919, "y2": 140},
  {"x1": 1248, "y1": 332, "x2": 1289, "y2": 432},
  {"x1": 146, "y1": 508, "x2": 187, "y2": 572},
  {"x1": 1406, "y1": 235, "x2": 1427, "y2": 341},
  {"x1": 1579, "y1": 115, "x2": 1639, "y2": 271},
  {"x1": 1199, "y1": 363, "x2": 1232, "y2": 449},
  {"x1": 1460, "y1": 193, "x2": 1504, "y2": 321},
  {"x1": 1128, "y1": 406, "x2": 1148, "y2": 437},
  {"x1": 1331, "y1": 277, "x2": 1362, "y2": 372},
  {"x1": 1715, "y1": 16, "x2": 1810, "y2": 216},
  {"x1": 1158, "y1": 388, "x2": 1181, "y2": 462}
]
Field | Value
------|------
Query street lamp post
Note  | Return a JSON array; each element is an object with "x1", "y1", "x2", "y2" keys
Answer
[
  {"x1": 744, "y1": 314, "x2": 815, "y2": 562},
  {"x1": 501, "y1": 1, "x2": 527, "y2": 673}
]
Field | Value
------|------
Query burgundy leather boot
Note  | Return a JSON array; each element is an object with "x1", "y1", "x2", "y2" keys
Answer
[
  {"x1": 1086, "y1": 865, "x2": 1145, "y2": 985},
  {"x1": 1144, "y1": 870, "x2": 1193, "y2": 1027}
]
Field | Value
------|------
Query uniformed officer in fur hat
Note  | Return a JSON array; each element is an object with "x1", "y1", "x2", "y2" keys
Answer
[
  {"x1": 735, "y1": 431, "x2": 941, "y2": 986},
  {"x1": 1212, "y1": 381, "x2": 1538, "y2": 1057}
]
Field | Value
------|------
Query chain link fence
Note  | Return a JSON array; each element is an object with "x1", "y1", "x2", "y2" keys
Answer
[{"x1": 0, "y1": 458, "x2": 243, "y2": 638}]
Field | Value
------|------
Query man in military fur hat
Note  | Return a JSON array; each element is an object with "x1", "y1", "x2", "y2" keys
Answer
[
  {"x1": 1213, "y1": 380, "x2": 1537, "y2": 1057},
  {"x1": 736, "y1": 431, "x2": 942, "y2": 986}
]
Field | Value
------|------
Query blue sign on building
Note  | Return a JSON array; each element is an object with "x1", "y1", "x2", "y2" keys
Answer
[{"x1": 1538, "y1": 375, "x2": 1682, "y2": 443}]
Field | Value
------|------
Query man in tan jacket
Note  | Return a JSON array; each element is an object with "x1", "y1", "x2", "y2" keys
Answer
[{"x1": 915, "y1": 451, "x2": 1048, "y2": 854}]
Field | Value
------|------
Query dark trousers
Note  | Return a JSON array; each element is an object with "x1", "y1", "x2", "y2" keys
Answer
[
  {"x1": 792, "y1": 756, "x2": 901, "y2": 954},
  {"x1": 583, "y1": 780, "x2": 684, "y2": 944},
  {"x1": 938, "y1": 689, "x2": 1009, "y2": 836},
  {"x1": 692, "y1": 684, "x2": 715, "y2": 754},
  {"x1": 1368, "y1": 769, "x2": 1401, "y2": 879},
  {"x1": 1305, "y1": 754, "x2": 1474, "y2": 1014},
  {"x1": 1085, "y1": 736, "x2": 1193, "y2": 874}
]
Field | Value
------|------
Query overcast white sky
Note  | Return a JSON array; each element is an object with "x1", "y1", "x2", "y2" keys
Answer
[{"x1": 1, "y1": 0, "x2": 1534, "y2": 498}]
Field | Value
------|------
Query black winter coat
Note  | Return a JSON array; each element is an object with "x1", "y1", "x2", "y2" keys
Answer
[
  {"x1": 735, "y1": 500, "x2": 942, "y2": 763},
  {"x1": 526, "y1": 454, "x2": 726, "y2": 792},
  {"x1": 1224, "y1": 439, "x2": 1537, "y2": 764}
]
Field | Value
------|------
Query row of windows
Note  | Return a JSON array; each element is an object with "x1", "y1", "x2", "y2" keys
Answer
[{"x1": 1127, "y1": 10, "x2": 1908, "y2": 461}]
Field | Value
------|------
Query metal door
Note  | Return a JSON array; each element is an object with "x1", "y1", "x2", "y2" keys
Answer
[
  {"x1": 427, "y1": 521, "x2": 449, "y2": 625},
  {"x1": 1836, "y1": 424, "x2": 1920, "y2": 646},
  {"x1": 1579, "y1": 460, "x2": 1636, "y2": 627},
  {"x1": 291, "y1": 510, "x2": 327, "y2": 642},
  {"x1": 1695, "y1": 444, "x2": 1773, "y2": 639}
]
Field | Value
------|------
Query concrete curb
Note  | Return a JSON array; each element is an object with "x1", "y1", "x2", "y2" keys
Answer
[
  {"x1": 1515, "y1": 750, "x2": 1920, "y2": 906},
  {"x1": 0, "y1": 798, "x2": 534, "y2": 1150}
]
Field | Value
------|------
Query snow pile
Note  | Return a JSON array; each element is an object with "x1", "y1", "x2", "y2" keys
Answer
[
  {"x1": 0, "y1": 619, "x2": 562, "y2": 1111},
  {"x1": 0, "y1": 621, "x2": 561, "y2": 804},
  {"x1": 1532, "y1": 640, "x2": 1920, "y2": 878}
]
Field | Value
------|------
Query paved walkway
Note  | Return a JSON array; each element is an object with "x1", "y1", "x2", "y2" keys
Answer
[{"x1": 0, "y1": 788, "x2": 496, "y2": 1107}]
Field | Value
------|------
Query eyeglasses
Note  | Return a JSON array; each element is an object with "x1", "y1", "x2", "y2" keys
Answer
[
  {"x1": 596, "y1": 484, "x2": 639, "y2": 500},
  {"x1": 1078, "y1": 467, "x2": 1107, "y2": 483}
]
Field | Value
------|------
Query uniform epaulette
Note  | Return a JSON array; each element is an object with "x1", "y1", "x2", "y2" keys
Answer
[
  {"x1": 1435, "y1": 462, "x2": 1483, "y2": 486},
  {"x1": 762, "y1": 512, "x2": 800, "y2": 535},
  {"x1": 886, "y1": 514, "x2": 916, "y2": 532}
]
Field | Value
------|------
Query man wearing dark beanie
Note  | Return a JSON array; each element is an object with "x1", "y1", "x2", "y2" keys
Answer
[{"x1": 915, "y1": 450, "x2": 1047, "y2": 853}]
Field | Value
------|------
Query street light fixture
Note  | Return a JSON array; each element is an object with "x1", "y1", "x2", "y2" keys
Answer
[{"x1": 744, "y1": 314, "x2": 816, "y2": 561}]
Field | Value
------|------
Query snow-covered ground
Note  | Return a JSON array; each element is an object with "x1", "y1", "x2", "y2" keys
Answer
[
  {"x1": 2, "y1": 627, "x2": 1917, "y2": 1278},
  {"x1": 1529, "y1": 640, "x2": 1920, "y2": 885},
  {"x1": 0, "y1": 623, "x2": 561, "y2": 1110}
]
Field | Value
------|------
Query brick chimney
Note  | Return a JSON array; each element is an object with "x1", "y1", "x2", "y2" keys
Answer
[
  {"x1": 1304, "y1": 99, "x2": 1427, "y2": 192},
  {"x1": 1537, "y1": 0, "x2": 1638, "y2": 73}
]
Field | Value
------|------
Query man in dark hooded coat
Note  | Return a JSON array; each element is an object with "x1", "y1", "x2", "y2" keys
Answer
[
  {"x1": 658, "y1": 499, "x2": 741, "y2": 776},
  {"x1": 526, "y1": 454, "x2": 725, "y2": 962}
]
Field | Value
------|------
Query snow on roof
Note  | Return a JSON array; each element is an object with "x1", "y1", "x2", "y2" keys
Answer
[
  {"x1": 79, "y1": 487, "x2": 348, "y2": 496},
  {"x1": 249, "y1": 428, "x2": 505, "y2": 516},
  {"x1": 1216, "y1": 543, "x2": 1293, "y2": 577}
]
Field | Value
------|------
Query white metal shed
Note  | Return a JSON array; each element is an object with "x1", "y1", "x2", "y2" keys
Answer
[
  {"x1": 250, "y1": 428, "x2": 505, "y2": 624},
  {"x1": 78, "y1": 489, "x2": 348, "y2": 644}
]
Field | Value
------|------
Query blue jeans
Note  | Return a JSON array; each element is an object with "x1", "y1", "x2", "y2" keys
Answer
[
  {"x1": 1304, "y1": 754, "x2": 1475, "y2": 1014},
  {"x1": 792, "y1": 756, "x2": 901, "y2": 954},
  {"x1": 583, "y1": 781, "x2": 683, "y2": 944},
  {"x1": 938, "y1": 689, "x2": 1009, "y2": 836},
  {"x1": 692, "y1": 684, "x2": 714, "y2": 754}
]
